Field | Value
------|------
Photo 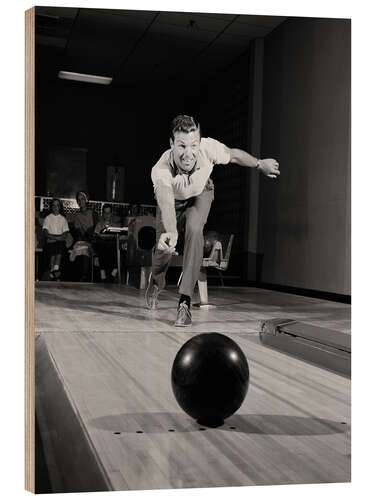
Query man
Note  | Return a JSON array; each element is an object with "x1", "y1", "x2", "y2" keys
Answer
[
  {"x1": 146, "y1": 115, "x2": 280, "y2": 326},
  {"x1": 94, "y1": 204, "x2": 121, "y2": 282},
  {"x1": 69, "y1": 191, "x2": 95, "y2": 282},
  {"x1": 42, "y1": 198, "x2": 70, "y2": 280}
]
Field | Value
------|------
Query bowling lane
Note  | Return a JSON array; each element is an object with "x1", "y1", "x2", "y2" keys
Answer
[
  {"x1": 36, "y1": 328, "x2": 350, "y2": 491},
  {"x1": 35, "y1": 283, "x2": 351, "y2": 335}
]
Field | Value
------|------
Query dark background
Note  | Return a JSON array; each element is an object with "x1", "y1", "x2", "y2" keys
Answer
[{"x1": 35, "y1": 7, "x2": 350, "y2": 297}]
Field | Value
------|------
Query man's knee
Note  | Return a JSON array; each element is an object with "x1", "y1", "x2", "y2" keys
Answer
[{"x1": 185, "y1": 220, "x2": 204, "y2": 238}]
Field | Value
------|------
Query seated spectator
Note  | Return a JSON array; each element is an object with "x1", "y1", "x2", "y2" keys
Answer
[
  {"x1": 69, "y1": 191, "x2": 96, "y2": 281},
  {"x1": 94, "y1": 204, "x2": 121, "y2": 282},
  {"x1": 134, "y1": 203, "x2": 143, "y2": 216},
  {"x1": 42, "y1": 198, "x2": 71, "y2": 280}
]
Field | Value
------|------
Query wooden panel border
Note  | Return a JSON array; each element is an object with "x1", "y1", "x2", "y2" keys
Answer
[{"x1": 25, "y1": 7, "x2": 35, "y2": 493}]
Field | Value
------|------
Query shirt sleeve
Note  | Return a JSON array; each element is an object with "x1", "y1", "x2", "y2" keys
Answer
[
  {"x1": 150, "y1": 152, "x2": 177, "y2": 232},
  {"x1": 42, "y1": 215, "x2": 51, "y2": 232},
  {"x1": 204, "y1": 137, "x2": 231, "y2": 165},
  {"x1": 151, "y1": 151, "x2": 173, "y2": 192}
]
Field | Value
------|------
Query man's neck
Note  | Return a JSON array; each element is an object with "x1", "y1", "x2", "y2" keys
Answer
[{"x1": 173, "y1": 161, "x2": 197, "y2": 177}]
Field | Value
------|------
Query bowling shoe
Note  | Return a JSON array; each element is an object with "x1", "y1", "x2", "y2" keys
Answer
[{"x1": 174, "y1": 301, "x2": 192, "y2": 327}]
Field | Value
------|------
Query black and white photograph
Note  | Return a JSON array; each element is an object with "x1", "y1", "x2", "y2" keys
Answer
[{"x1": 23, "y1": 0, "x2": 353, "y2": 496}]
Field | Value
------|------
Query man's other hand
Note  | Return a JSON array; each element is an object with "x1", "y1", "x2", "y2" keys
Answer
[
  {"x1": 157, "y1": 232, "x2": 178, "y2": 254},
  {"x1": 259, "y1": 159, "x2": 280, "y2": 178}
]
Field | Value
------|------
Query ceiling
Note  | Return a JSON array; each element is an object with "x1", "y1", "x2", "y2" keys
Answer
[{"x1": 35, "y1": 7, "x2": 286, "y2": 90}]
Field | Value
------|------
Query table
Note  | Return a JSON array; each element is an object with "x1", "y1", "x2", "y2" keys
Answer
[{"x1": 100, "y1": 226, "x2": 128, "y2": 283}]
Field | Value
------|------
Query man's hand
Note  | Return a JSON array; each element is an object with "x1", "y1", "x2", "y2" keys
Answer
[
  {"x1": 259, "y1": 159, "x2": 280, "y2": 178},
  {"x1": 157, "y1": 232, "x2": 178, "y2": 255}
]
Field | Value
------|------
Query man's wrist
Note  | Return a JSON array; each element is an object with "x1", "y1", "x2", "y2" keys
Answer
[
  {"x1": 163, "y1": 224, "x2": 177, "y2": 234},
  {"x1": 255, "y1": 159, "x2": 262, "y2": 170}
]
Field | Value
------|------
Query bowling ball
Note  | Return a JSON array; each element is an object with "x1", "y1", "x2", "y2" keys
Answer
[
  {"x1": 171, "y1": 333, "x2": 249, "y2": 427},
  {"x1": 203, "y1": 230, "x2": 220, "y2": 257}
]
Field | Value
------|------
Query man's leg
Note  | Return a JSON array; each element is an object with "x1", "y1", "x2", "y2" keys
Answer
[
  {"x1": 101, "y1": 240, "x2": 117, "y2": 280},
  {"x1": 80, "y1": 256, "x2": 90, "y2": 281},
  {"x1": 179, "y1": 189, "x2": 214, "y2": 298},
  {"x1": 95, "y1": 241, "x2": 107, "y2": 280},
  {"x1": 48, "y1": 242, "x2": 61, "y2": 280},
  {"x1": 175, "y1": 189, "x2": 214, "y2": 326},
  {"x1": 146, "y1": 202, "x2": 188, "y2": 309},
  {"x1": 48, "y1": 252, "x2": 56, "y2": 279}
]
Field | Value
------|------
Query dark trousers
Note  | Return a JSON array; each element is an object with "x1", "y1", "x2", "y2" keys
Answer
[
  {"x1": 46, "y1": 240, "x2": 65, "y2": 257},
  {"x1": 95, "y1": 239, "x2": 117, "y2": 271},
  {"x1": 152, "y1": 188, "x2": 214, "y2": 297}
]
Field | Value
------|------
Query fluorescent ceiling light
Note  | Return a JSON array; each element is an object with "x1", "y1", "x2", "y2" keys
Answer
[{"x1": 58, "y1": 71, "x2": 112, "y2": 85}]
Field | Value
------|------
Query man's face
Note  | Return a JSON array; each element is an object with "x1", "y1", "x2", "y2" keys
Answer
[
  {"x1": 77, "y1": 193, "x2": 87, "y2": 210},
  {"x1": 52, "y1": 200, "x2": 60, "y2": 215},
  {"x1": 103, "y1": 207, "x2": 112, "y2": 222},
  {"x1": 170, "y1": 130, "x2": 200, "y2": 173}
]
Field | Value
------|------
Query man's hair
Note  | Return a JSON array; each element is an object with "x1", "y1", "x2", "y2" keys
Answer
[
  {"x1": 76, "y1": 190, "x2": 89, "y2": 204},
  {"x1": 170, "y1": 115, "x2": 201, "y2": 142}
]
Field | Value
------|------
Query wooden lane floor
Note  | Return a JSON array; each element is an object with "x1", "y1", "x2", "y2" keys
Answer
[
  {"x1": 35, "y1": 282, "x2": 351, "y2": 335},
  {"x1": 35, "y1": 283, "x2": 351, "y2": 491}
]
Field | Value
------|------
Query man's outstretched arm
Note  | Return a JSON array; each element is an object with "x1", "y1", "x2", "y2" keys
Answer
[
  {"x1": 228, "y1": 148, "x2": 280, "y2": 178},
  {"x1": 153, "y1": 181, "x2": 178, "y2": 253}
]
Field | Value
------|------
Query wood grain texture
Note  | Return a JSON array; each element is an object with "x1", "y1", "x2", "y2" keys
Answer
[
  {"x1": 35, "y1": 284, "x2": 350, "y2": 492},
  {"x1": 35, "y1": 283, "x2": 351, "y2": 335},
  {"x1": 25, "y1": 7, "x2": 35, "y2": 494}
]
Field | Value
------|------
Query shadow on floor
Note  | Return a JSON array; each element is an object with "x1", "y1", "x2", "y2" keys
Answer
[{"x1": 89, "y1": 412, "x2": 348, "y2": 436}]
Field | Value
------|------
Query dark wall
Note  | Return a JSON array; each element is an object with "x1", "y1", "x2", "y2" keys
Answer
[
  {"x1": 259, "y1": 18, "x2": 351, "y2": 295},
  {"x1": 36, "y1": 48, "x2": 253, "y2": 279},
  {"x1": 188, "y1": 50, "x2": 251, "y2": 278},
  {"x1": 35, "y1": 80, "x2": 186, "y2": 204}
]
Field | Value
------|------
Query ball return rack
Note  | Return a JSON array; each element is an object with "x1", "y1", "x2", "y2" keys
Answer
[{"x1": 259, "y1": 318, "x2": 351, "y2": 377}]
